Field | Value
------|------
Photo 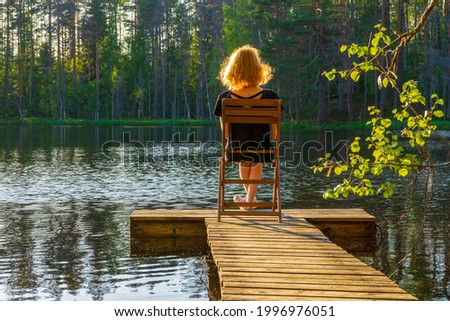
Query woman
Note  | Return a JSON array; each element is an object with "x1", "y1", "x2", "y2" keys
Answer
[{"x1": 214, "y1": 45, "x2": 281, "y2": 209}]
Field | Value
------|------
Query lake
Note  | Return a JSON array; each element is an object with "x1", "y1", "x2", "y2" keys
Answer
[{"x1": 0, "y1": 125, "x2": 448, "y2": 300}]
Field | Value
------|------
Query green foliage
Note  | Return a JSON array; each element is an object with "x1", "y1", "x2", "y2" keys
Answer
[
  {"x1": 315, "y1": 24, "x2": 448, "y2": 199},
  {"x1": 222, "y1": 2, "x2": 257, "y2": 52},
  {"x1": 0, "y1": 1, "x2": 448, "y2": 122}
]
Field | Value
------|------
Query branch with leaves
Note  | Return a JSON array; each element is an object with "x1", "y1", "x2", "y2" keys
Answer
[{"x1": 314, "y1": 0, "x2": 448, "y2": 200}]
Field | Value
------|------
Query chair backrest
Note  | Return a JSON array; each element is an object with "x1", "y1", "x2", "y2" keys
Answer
[{"x1": 221, "y1": 98, "x2": 282, "y2": 125}]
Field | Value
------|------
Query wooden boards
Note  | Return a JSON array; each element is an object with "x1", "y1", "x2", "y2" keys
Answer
[
  {"x1": 205, "y1": 216, "x2": 417, "y2": 301},
  {"x1": 129, "y1": 208, "x2": 416, "y2": 300},
  {"x1": 130, "y1": 208, "x2": 375, "y2": 238},
  {"x1": 130, "y1": 209, "x2": 377, "y2": 256}
]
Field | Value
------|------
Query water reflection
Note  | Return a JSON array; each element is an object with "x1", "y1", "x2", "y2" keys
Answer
[{"x1": 0, "y1": 125, "x2": 448, "y2": 300}]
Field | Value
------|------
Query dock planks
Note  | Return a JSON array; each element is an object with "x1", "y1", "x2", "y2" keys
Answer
[
  {"x1": 205, "y1": 214, "x2": 417, "y2": 301},
  {"x1": 130, "y1": 208, "x2": 417, "y2": 300}
]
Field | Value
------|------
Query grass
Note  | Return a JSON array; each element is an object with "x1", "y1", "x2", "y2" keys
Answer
[
  {"x1": 1, "y1": 117, "x2": 450, "y2": 130},
  {"x1": 0, "y1": 117, "x2": 217, "y2": 127}
]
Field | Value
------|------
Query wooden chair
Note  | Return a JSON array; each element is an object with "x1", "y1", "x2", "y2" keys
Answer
[{"x1": 217, "y1": 98, "x2": 282, "y2": 222}]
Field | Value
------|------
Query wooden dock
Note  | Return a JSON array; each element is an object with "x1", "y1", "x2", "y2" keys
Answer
[{"x1": 130, "y1": 209, "x2": 417, "y2": 301}]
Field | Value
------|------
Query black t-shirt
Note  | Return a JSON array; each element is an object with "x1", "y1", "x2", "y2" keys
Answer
[{"x1": 213, "y1": 89, "x2": 281, "y2": 117}]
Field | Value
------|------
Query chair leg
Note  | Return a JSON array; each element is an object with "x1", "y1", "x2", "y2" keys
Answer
[
  {"x1": 272, "y1": 189, "x2": 276, "y2": 211},
  {"x1": 272, "y1": 162, "x2": 277, "y2": 212},
  {"x1": 276, "y1": 162, "x2": 282, "y2": 222},
  {"x1": 217, "y1": 157, "x2": 225, "y2": 222},
  {"x1": 271, "y1": 160, "x2": 281, "y2": 222}
]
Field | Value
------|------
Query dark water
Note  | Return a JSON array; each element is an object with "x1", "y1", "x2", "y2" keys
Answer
[{"x1": 0, "y1": 125, "x2": 448, "y2": 301}]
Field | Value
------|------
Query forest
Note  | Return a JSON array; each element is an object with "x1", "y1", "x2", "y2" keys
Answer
[{"x1": 0, "y1": 0, "x2": 449, "y2": 123}]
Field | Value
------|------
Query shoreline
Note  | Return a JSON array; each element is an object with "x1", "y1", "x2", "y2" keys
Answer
[{"x1": 2, "y1": 118, "x2": 450, "y2": 130}]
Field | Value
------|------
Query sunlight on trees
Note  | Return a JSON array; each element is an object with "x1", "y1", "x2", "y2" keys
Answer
[{"x1": 0, "y1": 0, "x2": 449, "y2": 122}]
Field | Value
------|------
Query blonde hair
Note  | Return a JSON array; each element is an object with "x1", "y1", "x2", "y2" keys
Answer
[{"x1": 219, "y1": 45, "x2": 273, "y2": 90}]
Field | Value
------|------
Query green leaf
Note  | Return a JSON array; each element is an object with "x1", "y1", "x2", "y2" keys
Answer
[
  {"x1": 434, "y1": 110, "x2": 445, "y2": 118},
  {"x1": 350, "y1": 141, "x2": 360, "y2": 153},
  {"x1": 371, "y1": 166, "x2": 382, "y2": 175},
  {"x1": 334, "y1": 167, "x2": 343, "y2": 175},
  {"x1": 323, "y1": 69, "x2": 337, "y2": 81},
  {"x1": 402, "y1": 159, "x2": 411, "y2": 165},
  {"x1": 371, "y1": 37, "x2": 379, "y2": 47},
  {"x1": 398, "y1": 168, "x2": 408, "y2": 177},
  {"x1": 382, "y1": 77, "x2": 389, "y2": 88},
  {"x1": 369, "y1": 47, "x2": 378, "y2": 56},
  {"x1": 363, "y1": 179, "x2": 373, "y2": 188},
  {"x1": 323, "y1": 190, "x2": 338, "y2": 199},
  {"x1": 350, "y1": 70, "x2": 360, "y2": 82},
  {"x1": 407, "y1": 117, "x2": 416, "y2": 128},
  {"x1": 324, "y1": 72, "x2": 336, "y2": 81},
  {"x1": 379, "y1": 182, "x2": 395, "y2": 198},
  {"x1": 421, "y1": 129, "x2": 431, "y2": 138},
  {"x1": 380, "y1": 118, "x2": 392, "y2": 128},
  {"x1": 415, "y1": 135, "x2": 425, "y2": 146},
  {"x1": 348, "y1": 46, "x2": 357, "y2": 55}
]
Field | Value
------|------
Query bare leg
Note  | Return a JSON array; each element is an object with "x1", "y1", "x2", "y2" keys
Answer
[
  {"x1": 246, "y1": 163, "x2": 262, "y2": 202},
  {"x1": 239, "y1": 162, "x2": 262, "y2": 202},
  {"x1": 239, "y1": 162, "x2": 251, "y2": 195}
]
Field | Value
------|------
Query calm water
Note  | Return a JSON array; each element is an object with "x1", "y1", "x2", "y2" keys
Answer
[{"x1": 0, "y1": 125, "x2": 448, "y2": 301}]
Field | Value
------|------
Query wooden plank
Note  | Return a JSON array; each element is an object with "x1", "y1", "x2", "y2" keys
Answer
[
  {"x1": 223, "y1": 201, "x2": 275, "y2": 208},
  {"x1": 221, "y1": 294, "x2": 368, "y2": 301},
  {"x1": 221, "y1": 287, "x2": 417, "y2": 301},
  {"x1": 130, "y1": 208, "x2": 376, "y2": 222},
  {"x1": 283, "y1": 209, "x2": 375, "y2": 222},
  {"x1": 312, "y1": 221, "x2": 376, "y2": 238},
  {"x1": 212, "y1": 254, "x2": 368, "y2": 266},
  {"x1": 131, "y1": 221, "x2": 206, "y2": 238},
  {"x1": 213, "y1": 220, "x2": 316, "y2": 227},
  {"x1": 223, "y1": 179, "x2": 275, "y2": 185},
  {"x1": 206, "y1": 228, "x2": 330, "y2": 235},
  {"x1": 130, "y1": 209, "x2": 215, "y2": 221},
  {"x1": 207, "y1": 225, "x2": 324, "y2": 232},
  {"x1": 216, "y1": 264, "x2": 386, "y2": 276},
  {"x1": 223, "y1": 281, "x2": 411, "y2": 294},
  {"x1": 130, "y1": 237, "x2": 208, "y2": 257},
  {"x1": 221, "y1": 275, "x2": 399, "y2": 287},
  {"x1": 207, "y1": 235, "x2": 330, "y2": 241},
  {"x1": 218, "y1": 211, "x2": 282, "y2": 217},
  {"x1": 206, "y1": 225, "x2": 322, "y2": 232},
  {"x1": 219, "y1": 272, "x2": 400, "y2": 284},
  {"x1": 222, "y1": 98, "x2": 281, "y2": 107},
  {"x1": 207, "y1": 241, "x2": 339, "y2": 249},
  {"x1": 210, "y1": 249, "x2": 354, "y2": 258}
]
